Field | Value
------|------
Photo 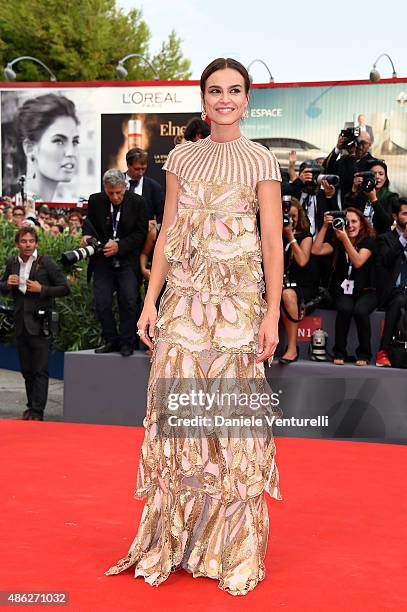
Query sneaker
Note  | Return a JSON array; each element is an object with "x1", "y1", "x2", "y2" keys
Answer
[{"x1": 375, "y1": 350, "x2": 391, "y2": 367}]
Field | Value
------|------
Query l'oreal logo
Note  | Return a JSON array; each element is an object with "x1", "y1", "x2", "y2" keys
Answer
[{"x1": 122, "y1": 91, "x2": 182, "y2": 105}]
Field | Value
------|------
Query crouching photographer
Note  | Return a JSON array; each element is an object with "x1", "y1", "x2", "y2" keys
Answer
[
  {"x1": 279, "y1": 196, "x2": 313, "y2": 364},
  {"x1": 312, "y1": 208, "x2": 377, "y2": 365},
  {"x1": 344, "y1": 159, "x2": 398, "y2": 234},
  {"x1": 0, "y1": 227, "x2": 70, "y2": 420}
]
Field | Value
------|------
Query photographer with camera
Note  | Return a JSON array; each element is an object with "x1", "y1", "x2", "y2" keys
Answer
[
  {"x1": 279, "y1": 196, "x2": 313, "y2": 363},
  {"x1": 282, "y1": 161, "x2": 339, "y2": 237},
  {"x1": 323, "y1": 130, "x2": 374, "y2": 202},
  {"x1": 0, "y1": 227, "x2": 70, "y2": 420},
  {"x1": 375, "y1": 199, "x2": 407, "y2": 367},
  {"x1": 81, "y1": 169, "x2": 148, "y2": 356},
  {"x1": 312, "y1": 207, "x2": 377, "y2": 365},
  {"x1": 344, "y1": 159, "x2": 398, "y2": 235}
]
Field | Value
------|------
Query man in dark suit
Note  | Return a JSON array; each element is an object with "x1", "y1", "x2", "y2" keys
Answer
[
  {"x1": 125, "y1": 148, "x2": 164, "y2": 225},
  {"x1": 323, "y1": 131, "x2": 374, "y2": 203},
  {"x1": 82, "y1": 169, "x2": 148, "y2": 356},
  {"x1": 375, "y1": 198, "x2": 407, "y2": 366},
  {"x1": 0, "y1": 227, "x2": 70, "y2": 420},
  {"x1": 282, "y1": 161, "x2": 339, "y2": 236}
]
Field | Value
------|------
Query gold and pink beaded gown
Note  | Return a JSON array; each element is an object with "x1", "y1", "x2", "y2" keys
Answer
[{"x1": 105, "y1": 135, "x2": 282, "y2": 595}]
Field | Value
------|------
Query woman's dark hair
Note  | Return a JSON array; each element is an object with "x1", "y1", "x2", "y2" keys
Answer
[
  {"x1": 345, "y1": 207, "x2": 375, "y2": 244},
  {"x1": 367, "y1": 158, "x2": 391, "y2": 195},
  {"x1": 184, "y1": 118, "x2": 211, "y2": 141},
  {"x1": 290, "y1": 198, "x2": 309, "y2": 234},
  {"x1": 200, "y1": 58, "x2": 251, "y2": 94},
  {"x1": 18, "y1": 93, "x2": 79, "y2": 144},
  {"x1": 14, "y1": 226, "x2": 38, "y2": 243}
]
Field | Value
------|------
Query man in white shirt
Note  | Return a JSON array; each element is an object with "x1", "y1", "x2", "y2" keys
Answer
[{"x1": 0, "y1": 227, "x2": 70, "y2": 420}]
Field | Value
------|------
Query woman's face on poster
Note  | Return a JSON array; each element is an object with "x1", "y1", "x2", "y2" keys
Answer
[{"x1": 31, "y1": 116, "x2": 80, "y2": 183}]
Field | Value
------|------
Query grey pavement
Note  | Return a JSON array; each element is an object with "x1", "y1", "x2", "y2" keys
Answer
[{"x1": 0, "y1": 368, "x2": 64, "y2": 421}]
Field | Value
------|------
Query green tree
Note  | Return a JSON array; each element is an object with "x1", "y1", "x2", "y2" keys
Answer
[
  {"x1": 0, "y1": 0, "x2": 191, "y2": 81},
  {"x1": 151, "y1": 31, "x2": 192, "y2": 81}
]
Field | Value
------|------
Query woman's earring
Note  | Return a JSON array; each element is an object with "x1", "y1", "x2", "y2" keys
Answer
[
  {"x1": 241, "y1": 108, "x2": 249, "y2": 120},
  {"x1": 30, "y1": 155, "x2": 36, "y2": 180},
  {"x1": 201, "y1": 109, "x2": 207, "y2": 121}
]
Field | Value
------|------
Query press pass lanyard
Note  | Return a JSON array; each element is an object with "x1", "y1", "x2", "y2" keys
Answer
[
  {"x1": 341, "y1": 252, "x2": 354, "y2": 295},
  {"x1": 110, "y1": 203, "x2": 121, "y2": 239}
]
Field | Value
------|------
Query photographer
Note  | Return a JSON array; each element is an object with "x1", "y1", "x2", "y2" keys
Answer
[
  {"x1": 280, "y1": 197, "x2": 313, "y2": 364},
  {"x1": 81, "y1": 169, "x2": 148, "y2": 356},
  {"x1": 0, "y1": 227, "x2": 70, "y2": 420},
  {"x1": 324, "y1": 131, "x2": 374, "y2": 201},
  {"x1": 375, "y1": 198, "x2": 407, "y2": 367},
  {"x1": 344, "y1": 159, "x2": 398, "y2": 235},
  {"x1": 312, "y1": 208, "x2": 377, "y2": 366},
  {"x1": 282, "y1": 161, "x2": 339, "y2": 237}
]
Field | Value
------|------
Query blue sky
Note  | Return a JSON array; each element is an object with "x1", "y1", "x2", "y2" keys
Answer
[{"x1": 117, "y1": 0, "x2": 407, "y2": 83}]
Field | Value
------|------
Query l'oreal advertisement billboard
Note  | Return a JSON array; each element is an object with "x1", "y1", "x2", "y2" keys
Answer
[{"x1": 1, "y1": 78, "x2": 406, "y2": 203}]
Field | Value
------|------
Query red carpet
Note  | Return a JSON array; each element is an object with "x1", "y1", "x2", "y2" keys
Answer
[{"x1": 0, "y1": 421, "x2": 406, "y2": 611}]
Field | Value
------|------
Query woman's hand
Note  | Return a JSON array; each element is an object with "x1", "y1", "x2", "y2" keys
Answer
[
  {"x1": 256, "y1": 311, "x2": 279, "y2": 364},
  {"x1": 367, "y1": 187, "x2": 377, "y2": 202},
  {"x1": 283, "y1": 220, "x2": 294, "y2": 240},
  {"x1": 334, "y1": 227, "x2": 348, "y2": 243},
  {"x1": 288, "y1": 150, "x2": 297, "y2": 164},
  {"x1": 323, "y1": 211, "x2": 333, "y2": 227},
  {"x1": 137, "y1": 300, "x2": 157, "y2": 350},
  {"x1": 141, "y1": 268, "x2": 151, "y2": 282},
  {"x1": 321, "y1": 179, "x2": 335, "y2": 199},
  {"x1": 352, "y1": 174, "x2": 363, "y2": 193}
]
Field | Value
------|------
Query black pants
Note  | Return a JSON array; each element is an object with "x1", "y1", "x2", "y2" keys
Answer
[
  {"x1": 93, "y1": 260, "x2": 140, "y2": 347},
  {"x1": 380, "y1": 289, "x2": 407, "y2": 351},
  {"x1": 16, "y1": 327, "x2": 50, "y2": 417},
  {"x1": 333, "y1": 291, "x2": 377, "y2": 360}
]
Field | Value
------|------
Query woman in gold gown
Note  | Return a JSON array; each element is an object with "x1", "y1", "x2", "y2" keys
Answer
[{"x1": 105, "y1": 57, "x2": 283, "y2": 596}]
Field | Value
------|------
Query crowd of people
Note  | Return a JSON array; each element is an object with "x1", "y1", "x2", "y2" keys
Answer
[
  {"x1": 279, "y1": 125, "x2": 407, "y2": 368},
  {"x1": 1, "y1": 118, "x2": 407, "y2": 372}
]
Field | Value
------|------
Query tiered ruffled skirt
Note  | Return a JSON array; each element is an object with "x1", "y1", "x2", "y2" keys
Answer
[{"x1": 105, "y1": 342, "x2": 281, "y2": 596}]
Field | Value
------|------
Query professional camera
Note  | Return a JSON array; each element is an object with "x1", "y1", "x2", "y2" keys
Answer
[
  {"x1": 36, "y1": 308, "x2": 59, "y2": 337},
  {"x1": 61, "y1": 236, "x2": 104, "y2": 266},
  {"x1": 317, "y1": 174, "x2": 340, "y2": 187},
  {"x1": 0, "y1": 303, "x2": 14, "y2": 338},
  {"x1": 355, "y1": 171, "x2": 376, "y2": 193},
  {"x1": 282, "y1": 195, "x2": 292, "y2": 227},
  {"x1": 300, "y1": 161, "x2": 321, "y2": 186},
  {"x1": 304, "y1": 286, "x2": 332, "y2": 314},
  {"x1": 326, "y1": 210, "x2": 348, "y2": 230},
  {"x1": 340, "y1": 126, "x2": 360, "y2": 149}
]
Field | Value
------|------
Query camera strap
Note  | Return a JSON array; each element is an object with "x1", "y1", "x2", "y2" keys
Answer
[
  {"x1": 110, "y1": 203, "x2": 121, "y2": 239},
  {"x1": 344, "y1": 253, "x2": 353, "y2": 279}
]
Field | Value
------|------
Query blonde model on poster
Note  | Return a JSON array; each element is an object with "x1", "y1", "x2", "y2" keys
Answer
[{"x1": 105, "y1": 58, "x2": 283, "y2": 595}]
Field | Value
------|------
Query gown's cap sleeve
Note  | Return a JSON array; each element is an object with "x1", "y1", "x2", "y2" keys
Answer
[
  {"x1": 162, "y1": 147, "x2": 179, "y2": 177},
  {"x1": 257, "y1": 148, "x2": 282, "y2": 183}
]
